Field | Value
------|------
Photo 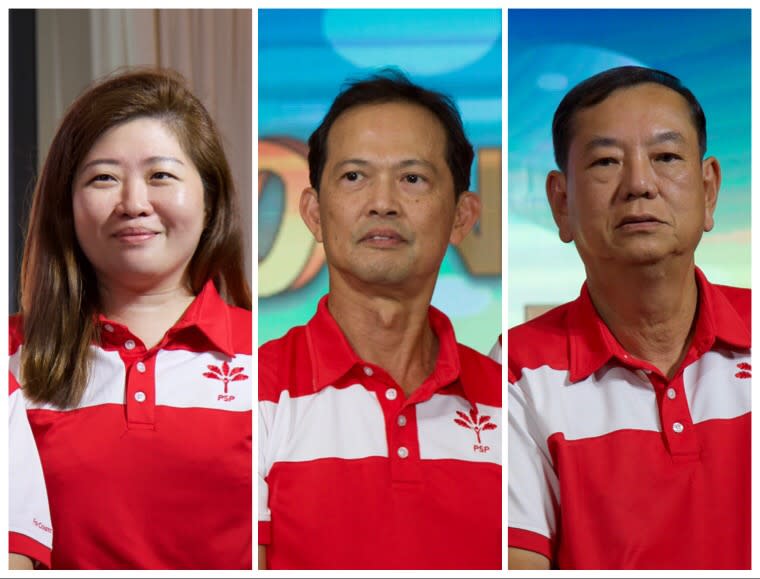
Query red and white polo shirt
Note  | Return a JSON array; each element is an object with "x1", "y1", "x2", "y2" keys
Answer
[
  {"x1": 508, "y1": 268, "x2": 750, "y2": 569},
  {"x1": 489, "y1": 334, "x2": 502, "y2": 363},
  {"x1": 9, "y1": 372, "x2": 52, "y2": 567},
  {"x1": 258, "y1": 295, "x2": 502, "y2": 570},
  {"x1": 9, "y1": 280, "x2": 252, "y2": 570}
]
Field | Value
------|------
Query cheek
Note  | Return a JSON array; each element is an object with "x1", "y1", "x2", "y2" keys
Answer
[
  {"x1": 72, "y1": 191, "x2": 106, "y2": 233},
  {"x1": 165, "y1": 188, "x2": 206, "y2": 231}
]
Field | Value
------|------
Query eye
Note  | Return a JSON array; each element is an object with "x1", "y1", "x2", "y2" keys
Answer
[
  {"x1": 590, "y1": 157, "x2": 618, "y2": 168},
  {"x1": 403, "y1": 174, "x2": 425, "y2": 184},
  {"x1": 151, "y1": 171, "x2": 175, "y2": 180},
  {"x1": 89, "y1": 174, "x2": 116, "y2": 184},
  {"x1": 655, "y1": 152, "x2": 682, "y2": 163},
  {"x1": 341, "y1": 171, "x2": 362, "y2": 182}
]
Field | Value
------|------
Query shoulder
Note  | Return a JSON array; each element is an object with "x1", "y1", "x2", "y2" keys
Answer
[
  {"x1": 9, "y1": 314, "x2": 24, "y2": 355},
  {"x1": 227, "y1": 303, "x2": 252, "y2": 332},
  {"x1": 457, "y1": 343, "x2": 502, "y2": 407},
  {"x1": 222, "y1": 302, "x2": 252, "y2": 353},
  {"x1": 714, "y1": 283, "x2": 751, "y2": 321},
  {"x1": 258, "y1": 323, "x2": 311, "y2": 402},
  {"x1": 458, "y1": 342, "x2": 501, "y2": 379},
  {"x1": 9, "y1": 370, "x2": 21, "y2": 396},
  {"x1": 507, "y1": 302, "x2": 573, "y2": 381}
]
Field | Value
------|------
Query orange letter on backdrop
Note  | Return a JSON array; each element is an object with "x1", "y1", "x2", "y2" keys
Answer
[{"x1": 258, "y1": 138, "x2": 326, "y2": 297}]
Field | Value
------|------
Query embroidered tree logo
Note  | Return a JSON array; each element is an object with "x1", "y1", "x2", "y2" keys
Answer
[
  {"x1": 735, "y1": 362, "x2": 752, "y2": 380},
  {"x1": 454, "y1": 408, "x2": 497, "y2": 444},
  {"x1": 204, "y1": 361, "x2": 248, "y2": 393}
]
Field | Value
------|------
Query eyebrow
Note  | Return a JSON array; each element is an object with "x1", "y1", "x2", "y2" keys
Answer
[
  {"x1": 583, "y1": 131, "x2": 687, "y2": 152},
  {"x1": 583, "y1": 136, "x2": 621, "y2": 152},
  {"x1": 334, "y1": 158, "x2": 438, "y2": 172},
  {"x1": 79, "y1": 156, "x2": 185, "y2": 171},
  {"x1": 646, "y1": 131, "x2": 686, "y2": 146}
]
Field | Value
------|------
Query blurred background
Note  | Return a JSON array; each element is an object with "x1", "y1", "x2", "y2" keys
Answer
[
  {"x1": 259, "y1": 8, "x2": 502, "y2": 354},
  {"x1": 508, "y1": 9, "x2": 751, "y2": 327},
  {"x1": 9, "y1": 9, "x2": 252, "y2": 313}
]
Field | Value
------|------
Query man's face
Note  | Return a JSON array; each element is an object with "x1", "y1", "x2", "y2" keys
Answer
[
  {"x1": 548, "y1": 83, "x2": 720, "y2": 270},
  {"x1": 301, "y1": 101, "x2": 477, "y2": 289}
]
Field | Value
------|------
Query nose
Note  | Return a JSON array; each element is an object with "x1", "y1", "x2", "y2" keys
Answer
[
  {"x1": 117, "y1": 178, "x2": 154, "y2": 217},
  {"x1": 622, "y1": 153, "x2": 658, "y2": 200},
  {"x1": 367, "y1": 174, "x2": 400, "y2": 217}
]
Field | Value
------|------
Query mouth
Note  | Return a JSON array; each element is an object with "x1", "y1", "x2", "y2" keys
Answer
[
  {"x1": 358, "y1": 229, "x2": 407, "y2": 247},
  {"x1": 616, "y1": 214, "x2": 664, "y2": 229},
  {"x1": 113, "y1": 228, "x2": 160, "y2": 244}
]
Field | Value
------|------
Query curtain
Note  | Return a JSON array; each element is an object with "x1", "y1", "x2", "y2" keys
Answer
[{"x1": 36, "y1": 9, "x2": 252, "y2": 280}]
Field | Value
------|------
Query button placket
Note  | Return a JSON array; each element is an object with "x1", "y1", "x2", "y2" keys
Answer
[
  {"x1": 654, "y1": 374, "x2": 698, "y2": 458},
  {"x1": 389, "y1": 402, "x2": 421, "y2": 483},
  {"x1": 124, "y1": 351, "x2": 156, "y2": 428}
]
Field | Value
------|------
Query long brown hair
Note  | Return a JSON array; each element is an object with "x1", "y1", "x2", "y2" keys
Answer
[{"x1": 19, "y1": 68, "x2": 251, "y2": 408}]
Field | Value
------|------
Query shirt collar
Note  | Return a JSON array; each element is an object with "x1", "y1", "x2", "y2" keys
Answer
[
  {"x1": 305, "y1": 295, "x2": 470, "y2": 404},
  {"x1": 97, "y1": 280, "x2": 236, "y2": 356},
  {"x1": 567, "y1": 267, "x2": 750, "y2": 382}
]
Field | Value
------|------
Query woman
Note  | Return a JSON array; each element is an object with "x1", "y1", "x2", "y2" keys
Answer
[{"x1": 9, "y1": 68, "x2": 252, "y2": 569}]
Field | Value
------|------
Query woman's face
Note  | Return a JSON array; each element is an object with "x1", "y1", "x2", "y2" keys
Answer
[{"x1": 72, "y1": 117, "x2": 206, "y2": 293}]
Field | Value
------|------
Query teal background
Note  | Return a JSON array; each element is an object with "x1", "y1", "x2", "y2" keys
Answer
[{"x1": 259, "y1": 9, "x2": 502, "y2": 352}]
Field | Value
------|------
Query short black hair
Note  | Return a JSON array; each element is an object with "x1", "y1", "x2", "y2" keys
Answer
[
  {"x1": 552, "y1": 65, "x2": 707, "y2": 172},
  {"x1": 308, "y1": 68, "x2": 474, "y2": 197}
]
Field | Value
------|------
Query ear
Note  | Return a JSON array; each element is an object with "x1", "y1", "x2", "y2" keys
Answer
[
  {"x1": 299, "y1": 187, "x2": 324, "y2": 243},
  {"x1": 449, "y1": 191, "x2": 482, "y2": 246},
  {"x1": 701, "y1": 156, "x2": 721, "y2": 232},
  {"x1": 546, "y1": 170, "x2": 574, "y2": 243}
]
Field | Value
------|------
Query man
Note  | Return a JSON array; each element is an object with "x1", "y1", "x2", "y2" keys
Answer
[
  {"x1": 508, "y1": 66, "x2": 750, "y2": 570},
  {"x1": 258, "y1": 71, "x2": 501, "y2": 569}
]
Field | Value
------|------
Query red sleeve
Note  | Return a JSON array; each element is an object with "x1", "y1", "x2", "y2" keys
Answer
[
  {"x1": 508, "y1": 527, "x2": 553, "y2": 561},
  {"x1": 9, "y1": 532, "x2": 51, "y2": 569},
  {"x1": 258, "y1": 521, "x2": 271, "y2": 545}
]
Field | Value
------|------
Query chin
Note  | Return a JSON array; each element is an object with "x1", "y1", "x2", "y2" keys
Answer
[{"x1": 350, "y1": 263, "x2": 412, "y2": 286}]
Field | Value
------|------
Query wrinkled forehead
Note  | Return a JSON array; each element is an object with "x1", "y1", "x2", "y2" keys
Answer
[
  {"x1": 325, "y1": 101, "x2": 449, "y2": 164},
  {"x1": 569, "y1": 83, "x2": 699, "y2": 148}
]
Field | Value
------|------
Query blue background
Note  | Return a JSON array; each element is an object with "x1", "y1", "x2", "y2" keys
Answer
[{"x1": 508, "y1": 9, "x2": 751, "y2": 326}]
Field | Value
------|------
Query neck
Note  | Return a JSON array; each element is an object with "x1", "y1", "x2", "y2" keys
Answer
[
  {"x1": 98, "y1": 279, "x2": 196, "y2": 349},
  {"x1": 327, "y1": 274, "x2": 438, "y2": 397},
  {"x1": 585, "y1": 260, "x2": 699, "y2": 378}
]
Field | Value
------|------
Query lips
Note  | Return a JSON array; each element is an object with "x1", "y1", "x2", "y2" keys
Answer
[
  {"x1": 359, "y1": 228, "x2": 407, "y2": 243},
  {"x1": 113, "y1": 227, "x2": 160, "y2": 243},
  {"x1": 617, "y1": 214, "x2": 663, "y2": 228}
]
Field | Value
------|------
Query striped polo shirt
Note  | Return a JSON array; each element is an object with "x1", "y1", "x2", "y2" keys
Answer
[
  {"x1": 259, "y1": 295, "x2": 502, "y2": 569},
  {"x1": 508, "y1": 268, "x2": 750, "y2": 569},
  {"x1": 10, "y1": 281, "x2": 252, "y2": 569}
]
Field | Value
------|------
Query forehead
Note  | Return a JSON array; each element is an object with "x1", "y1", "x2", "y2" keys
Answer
[
  {"x1": 84, "y1": 117, "x2": 184, "y2": 156},
  {"x1": 325, "y1": 101, "x2": 447, "y2": 161},
  {"x1": 570, "y1": 83, "x2": 698, "y2": 146}
]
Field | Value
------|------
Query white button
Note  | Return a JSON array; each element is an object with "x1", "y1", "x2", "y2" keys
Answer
[
  {"x1": 136, "y1": 362, "x2": 146, "y2": 373},
  {"x1": 385, "y1": 388, "x2": 398, "y2": 401},
  {"x1": 397, "y1": 446, "x2": 409, "y2": 459},
  {"x1": 134, "y1": 391, "x2": 146, "y2": 403},
  {"x1": 103, "y1": 324, "x2": 114, "y2": 332},
  {"x1": 124, "y1": 339, "x2": 136, "y2": 350},
  {"x1": 363, "y1": 366, "x2": 374, "y2": 376},
  {"x1": 672, "y1": 422, "x2": 684, "y2": 433},
  {"x1": 397, "y1": 415, "x2": 407, "y2": 427},
  {"x1": 666, "y1": 388, "x2": 676, "y2": 400}
]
